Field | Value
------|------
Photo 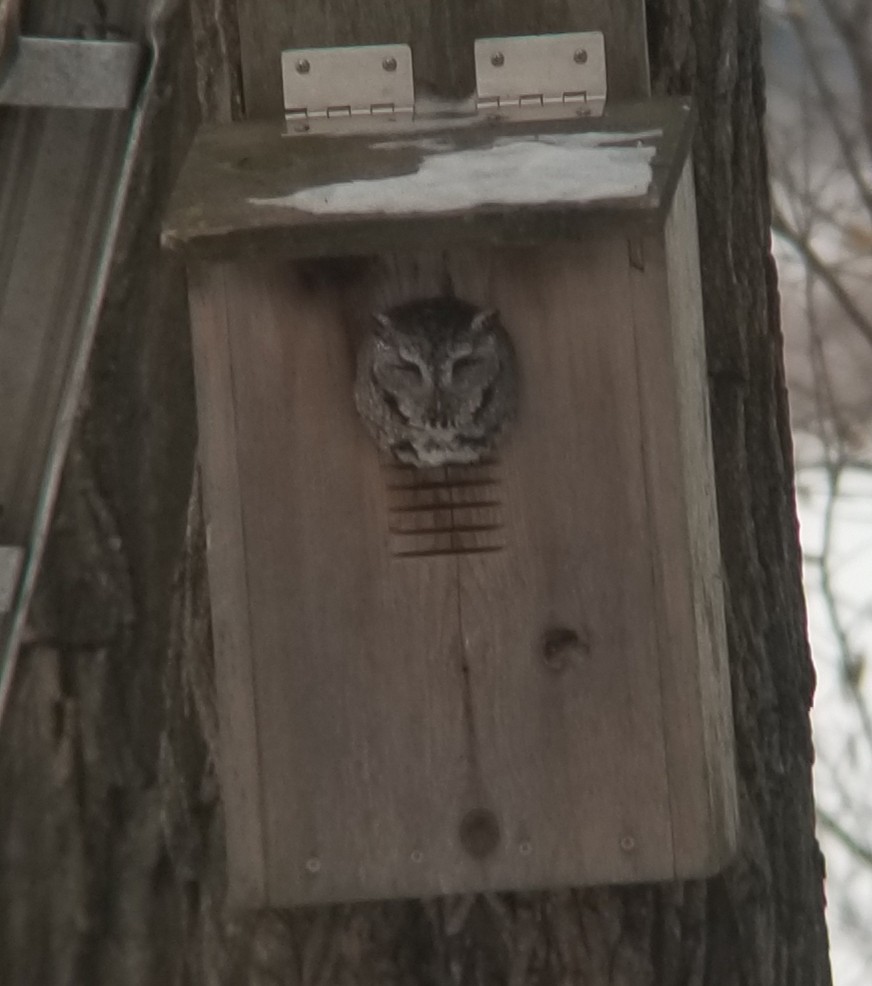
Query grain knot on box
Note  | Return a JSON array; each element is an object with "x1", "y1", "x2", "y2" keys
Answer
[
  {"x1": 384, "y1": 459, "x2": 505, "y2": 559},
  {"x1": 163, "y1": 94, "x2": 738, "y2": 909}
]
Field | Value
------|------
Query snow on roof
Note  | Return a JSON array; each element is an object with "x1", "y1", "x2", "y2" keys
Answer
[{"x1": 250, "y1": 130, "x2": 660, "y2": 216}]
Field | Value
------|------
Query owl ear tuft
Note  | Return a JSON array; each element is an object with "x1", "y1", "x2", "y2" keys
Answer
[
  {"x1": 470, "y1": 309, "x2": 498, "y2": 336},
  {"x1": 371, "y1": 312, "x2": 394, "y2": 340}
]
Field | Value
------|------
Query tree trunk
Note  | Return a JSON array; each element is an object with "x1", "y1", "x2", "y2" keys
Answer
[{"x1": 0, "y1": 0, "x2": 832, "y2": 984}]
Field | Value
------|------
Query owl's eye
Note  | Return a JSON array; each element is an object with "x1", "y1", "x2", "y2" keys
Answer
[
  {"x1": 392, "y1": 359, "x2": 423, "y2": 379},
  {"x1": 453, "y1": 355, "x2": 483, "y2": 375}
]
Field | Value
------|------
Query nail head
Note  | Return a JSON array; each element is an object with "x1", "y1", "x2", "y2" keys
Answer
[
  {"x1": 295, "y1": 58, "x2": 311, "y2": 74},
  {"x1": 491, "y1": 52, "x2": 505, "y2": 68},
  {"x1": 574, "y1": 49, "x2": 588, "y2": 64},
  {"x1": 382, "y1": 56, "x2": 397, "y2": 72}
]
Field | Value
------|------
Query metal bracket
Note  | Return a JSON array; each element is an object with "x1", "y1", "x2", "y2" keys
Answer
[
  {"x1": 282, "y1": 43, "x2": 414, "y2": 133},
  {"x1": 474, "y1": 32, "x2": 607, "y2": 119},
  {"x1": 0, "y1": 36, "x2": 144, "y2": 110}
]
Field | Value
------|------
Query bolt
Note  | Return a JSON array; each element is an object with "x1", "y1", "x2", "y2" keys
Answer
[
  {"x1": 491, "y1": 51, "x2": 505, "y2": 68},
  {"x1": 541, "y1": 627, "x2": 589, "y2": 671},
  {"x1": 574, "y1": 49, "x2": 588, "y2": 64},
  {"x1": 296, "y1": 58, "x2": 311, "y2": 74},
  {"x1": 383, "y1": 56, "x2": 398, "y2": 72},
  {"x1": 459, "y1": 808, "x2": 500, "y2": 859},
  {"x1": 305, "y1": 856, "x2": 321, "y2": 873},
  {"x1": 620, "y1": 836, "x2": 636, "y2": 853}
]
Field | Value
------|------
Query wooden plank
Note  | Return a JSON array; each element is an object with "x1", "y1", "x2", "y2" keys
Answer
[
  {"x1": 191, "y1": 225, "x2": 734, "y2": 903},
  {"x1": 628, "y1": 162, "x2": 737, "y2": 874},
  {"x1": 235, "y1": 0, "x2": 650, "y2": 120},
  {"x1": 0, "y1": 0, "x2": 20, "y2": 75},
  {"x1": 162, "y1": 97, "x2": 694, "y2": 259},
  {"x1": 446, "y1": 240, "x2": 675, "y2": 884},
  {"x1": 187, "y1": 262, "x2": 268, "y2": 906},
  {"x1": 663, "y1": 162, "x2": 737, "y2": 868},
  {"x1": 217, "y1": 260, "x2": 468, "y2": 905}
]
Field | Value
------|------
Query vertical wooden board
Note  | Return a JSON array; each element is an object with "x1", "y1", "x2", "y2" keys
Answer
[
  {"x1": 0, "y1": 0, "x2": 20, "y2": 72},
  {"x1": 234, "y1": 0, "x2": 650, "y2": 120},
  {"x1": 444, "y1": 241, "x2": 676, "y2": 886},
  {"x1": 198, "y1": 225, "x2": 730, "y2": 904},
  {"x1": 187, "y1": 263, "x2": 267, "y2": 906},
  {"x1": 663, "y1": 163, "x2": 737, "y2": 867},
  {"x1": 221, "y1": 260, "x2": 472, "y2": 905},
  {"x1": 627, "y1": 164, "x2": 736, "y2": 873}
]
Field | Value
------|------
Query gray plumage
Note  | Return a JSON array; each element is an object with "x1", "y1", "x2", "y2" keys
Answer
[{"x1": 354, "y1": 296, "x2": 518, "y2": 467}]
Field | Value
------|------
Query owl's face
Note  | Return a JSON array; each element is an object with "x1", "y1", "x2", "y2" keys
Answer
[
  {"x1": 371, "y1": 304, "x2": 500, "y2": 433},
  {"x1": 354, "y1": 296, "x2": 517, "y2": 467}
]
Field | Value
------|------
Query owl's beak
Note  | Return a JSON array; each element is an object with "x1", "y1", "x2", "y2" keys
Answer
[{"x1": 426, "y1": 396, "x2": 450, "y2": 429}]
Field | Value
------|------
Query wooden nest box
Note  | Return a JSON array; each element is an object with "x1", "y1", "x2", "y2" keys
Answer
[{"x1": 163, "y1": 37, "x2": 737, "y2": 908}]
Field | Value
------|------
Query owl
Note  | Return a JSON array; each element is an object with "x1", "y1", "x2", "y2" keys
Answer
[{"x1": 354, "y1": 296, "x2": 518, "y2": 468}]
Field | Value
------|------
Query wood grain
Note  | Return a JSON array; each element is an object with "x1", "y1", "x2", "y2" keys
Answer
[
  {"x1": 627, "y1": 161, "x2": 736, "y2": 873},
  {"x1": 235, "y1": 0, "x2": 650, "y2": 120},
  {"x1": 0, "y1": 0, "x2": 20, "y2": 75},
  {"x1": 214, "y1": 259, "x2": 468, "y2": 903},
  {"x1": 189, "y1": 223, "x2": 734, "y2": 904},
  {"x1": 187, "y1": 262, "x2": 268, "y2": 906},
  {"x1": 448, "y1": 241, "x2": 675, "y2": 885},
  {"x1": 663, "y1": 161, "x2": 737, "y2": 868}
]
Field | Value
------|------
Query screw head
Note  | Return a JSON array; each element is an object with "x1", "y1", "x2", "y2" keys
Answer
[
  {"x1": 305, "y1": 856, "x2": 321, "y2": 873},
  {"x1": 382, "y1": 56, "x2": 397, "y2": 72},
  {"x1": 574, "y1": 49, "x2": 588, "y2": 64},
  {"x1": 491, "y1": 51, "x2": 505, "y2": 68},
  {"x1": 295, "y1": 58, "x2": 311, "y2": 74},
  {"x1": 410, "y1": 849, "x2": 424, "y2": 863},
  {"x1": 620, "y1": 835, "x2": 636, "y2": 853}
]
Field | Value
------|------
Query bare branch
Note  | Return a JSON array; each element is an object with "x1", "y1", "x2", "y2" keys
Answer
[
  {"x1": 773, "y1": 208, "x2": 872, "y2": 350},
  {"x1": 817, "y1": 805, "x2": 872, "y2": 868},
  {"x1": 789, "y1": 4, "x2": 872, "y2": 219}
]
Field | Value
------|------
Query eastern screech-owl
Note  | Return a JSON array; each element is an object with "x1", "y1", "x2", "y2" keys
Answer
[{"x1": 354, "y1": 296, "x2": 518, "y2": 467}]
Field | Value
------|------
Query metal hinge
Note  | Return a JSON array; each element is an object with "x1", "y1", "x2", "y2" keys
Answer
[
  {"x1": 282, "y1": 43, "x2": 414, "y2": 133},
  {"x1": 474, "y1": 32, "x2": 606, "y2": 119},
  {"x1": 281, "y1": 32, "x2": 607, "y2": 135}
]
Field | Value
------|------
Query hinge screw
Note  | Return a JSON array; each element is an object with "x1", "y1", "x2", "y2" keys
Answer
[
  {"x1": 382, "y1": 55, "x2": 397, "y2": 72},
  {"x1": 295, "y1": 58, "x2": 311, "y2": 74},
  {"x1": 490, "y1": 51, "x2": 505, "y2": 67},
  {"x1": 574, "y1": 49, "x2": 588, "y2": 64}
]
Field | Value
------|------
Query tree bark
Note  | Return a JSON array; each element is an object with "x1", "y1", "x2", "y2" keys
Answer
[{"x1": 0, "y1": 0, "x2": 831, "y2": 984}]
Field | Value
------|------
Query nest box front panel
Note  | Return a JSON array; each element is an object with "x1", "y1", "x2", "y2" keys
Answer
[{"x1": 188, "y1": 205, "x2": 734, "y2": 907}]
